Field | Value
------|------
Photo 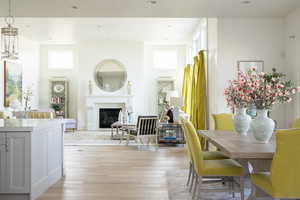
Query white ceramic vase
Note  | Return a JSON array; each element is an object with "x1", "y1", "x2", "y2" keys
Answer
[
  {"x1": 251, "y1": 109, "x2": 275, "y2": 143},
  {"x1": 233, "y1": 108, "x2": 251, "y2": 136}
]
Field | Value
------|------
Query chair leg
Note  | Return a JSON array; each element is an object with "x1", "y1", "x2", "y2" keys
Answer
[
  {"x1": 192, "y1": 175, "x2": 198, "y2": 200},
  {"x1": 187, "y1": 162, "x2": 192, "y2": 186},
  {"x1": 196, "y1": 176, "x2": 202, "y2": 199},
  {"x1": 240, "y1": 177, "x2": 245, "y2": 200},
  {"x1": 189, "y1": 170, "x2": 195, "y2": 192},
  {"x1": 126, "y1": 133, "x2": 130, "y2": 145}
]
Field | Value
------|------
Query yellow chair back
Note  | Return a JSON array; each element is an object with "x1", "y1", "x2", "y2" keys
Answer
[
  {"x1": 0, "y1": 112, "x2": 3, "y2": 119},
  {"x1": 292, "y1": 117, "x2": 300, "y2": 128},
  {"x1": 271, "y1": 129, "x2": 300, "y2": 198},
  {"x1": 26, "y1": 111, "x2": 55, "y2": 119},
  {"x1": 180, "y1": 118, "x2": 193, "y2": 164},
  {"x1": 183, "y1": 119, "x2": 204, "y2": 175},
  {"x1": 212, "y1": 113, "x2": 234, "y2": 131}
]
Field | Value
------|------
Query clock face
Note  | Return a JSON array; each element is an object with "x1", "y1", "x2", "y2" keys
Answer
[{"x1": 53, "y1": 84, "x2": 65, "y2": 93}]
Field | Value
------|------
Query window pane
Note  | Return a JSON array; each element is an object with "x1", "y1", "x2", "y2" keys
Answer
[
  {"x1": 48, "y1": 50, "x2": 74, "y2": 69},
  {"x1": 153, "y1": 50, "x2": 178, "y2": 69}
]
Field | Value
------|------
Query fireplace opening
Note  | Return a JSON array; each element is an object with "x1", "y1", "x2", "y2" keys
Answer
[{"x1": 99, "y1": 108, "x2": 121, "y2": 128}]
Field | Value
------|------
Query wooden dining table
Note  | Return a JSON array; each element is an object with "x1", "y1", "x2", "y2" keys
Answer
[{"x1": 198, "y1": 130, "x2": 275, "y2": 200}]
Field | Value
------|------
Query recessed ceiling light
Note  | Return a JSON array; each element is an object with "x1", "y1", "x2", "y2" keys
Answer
[
  {"x1": 72, "y1": 5, "x2": 79, "y2": 9},
  {"x1": 241, "y1": 0, "x2": 251, "y2": 4},
  {"x1": 147, "y1": 0, "x2": 157, "y2": 5}
]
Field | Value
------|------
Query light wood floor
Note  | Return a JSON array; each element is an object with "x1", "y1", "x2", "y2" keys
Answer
[{"x1": 38, "y1": 145, "x2": 187, "y2": 200}]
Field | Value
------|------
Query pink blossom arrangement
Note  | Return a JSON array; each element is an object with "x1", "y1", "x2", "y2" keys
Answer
[
  {"x1": 225, "y1": 67, "x2": 300, "y2": 110},
  {"x1": 224, "y1": 72, "x2": 253, "y2": 108}
]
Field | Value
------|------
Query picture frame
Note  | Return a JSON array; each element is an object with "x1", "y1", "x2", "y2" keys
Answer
[
  {"x1": 4, "y1": 60, "x2": 23, "y2": 107},
  {"x1": 237, "y1": 60, "x2": 264, "y2": 76}
]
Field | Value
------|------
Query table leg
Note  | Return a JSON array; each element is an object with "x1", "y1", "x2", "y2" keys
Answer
[{"x1": 246, "y1": 160, "x2": 272, "y2": 200}]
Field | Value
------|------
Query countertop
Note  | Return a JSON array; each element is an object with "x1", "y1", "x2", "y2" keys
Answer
[{"x1": 0, "y1": 119, "x2": 65, "y2": 132}]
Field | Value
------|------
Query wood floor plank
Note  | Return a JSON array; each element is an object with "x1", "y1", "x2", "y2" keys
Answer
[{"x1": 37, "y1": 145, "x2": 187, "y2": 200}]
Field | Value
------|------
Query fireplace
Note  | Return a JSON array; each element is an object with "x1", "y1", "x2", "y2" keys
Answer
[{"x1": 99, "y1": 108, "x2": 121, "y2": 128}]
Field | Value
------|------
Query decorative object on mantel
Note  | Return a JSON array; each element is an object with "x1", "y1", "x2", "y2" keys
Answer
[
  {"x1": 1, "y1": 0, "x2": 19, "y2": 60},
  {"x1": 4, "y1": 60, "x2": 22, "y2": 107},
  {"x1": 88, "y1": 80, "x2": 93, "y2": 95},
  {"x1": 127, "y1": 81, "x2": 132, "y2": 95},
  {"x1": 94, "y1": 59, "x2": 127, "y2": 93},
  {"x1": 224, "y1": 73, "x2": 252, "y2": 136}
]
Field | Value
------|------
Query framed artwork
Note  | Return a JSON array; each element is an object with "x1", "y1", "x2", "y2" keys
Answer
[
  {"x1": 237, "y1": 60, "x2": 264, "y2": 76},
  {"x1": 4, "y1": 61, "x2": 23, "y2": 107}
]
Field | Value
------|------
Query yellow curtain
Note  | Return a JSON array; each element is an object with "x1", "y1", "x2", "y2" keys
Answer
[
  {"x1": 182, "y1": 65, "x2": 191, "y2": 114},
  {"x1": 190, "y1": 50, "x2": 207, "y2": 130},
  {"x1": 190, "y1": 56, "x2": 199, "y2": 125}
]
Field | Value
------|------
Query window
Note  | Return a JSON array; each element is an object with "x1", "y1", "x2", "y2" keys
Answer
[
  {"x1": 48, "y1": 50, "x2": 74, "y2": 69},
  {"x1": 153, "y1": 50, "x2": 178, "y2": 69}
]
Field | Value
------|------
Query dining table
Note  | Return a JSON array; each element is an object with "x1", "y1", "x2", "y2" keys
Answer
[{"x1": 198, "y1": 130, "x2": 275, "y2": 200}]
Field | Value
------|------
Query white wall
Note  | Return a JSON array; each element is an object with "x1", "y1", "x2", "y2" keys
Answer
[
  {"x1": 216, "y1": 18, "x2": 287, "y2": 128},
  {"x1": 38, "y1": 40, "x2": 186, "y2": 130},
  {"x1": 0, "y1": 36, "x2": 40, "y2": 110},
  {"x1": 143, "y1": 44, "x2": 186, "y2": 114},
  {"x1": 284, "y1": 8, "x2": 300, "y2": 127},
  {"x1": 76, "y1": 40, "x2": 144, "y2": 129},
  {"x1": 39, "y1": 44, "x2": 78, "y2": 118}
]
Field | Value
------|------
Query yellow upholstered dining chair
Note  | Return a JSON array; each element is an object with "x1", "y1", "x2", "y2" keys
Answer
[
  {"x1": 0, "y1": 112, "x2": 4, "y2": 119},
  {"x1": 212, "y1": 113, "x2": 234, "y2": 131},
  {"x1": 180, "y1": 118, "x2": 228, "y2": 192},
  {"x1": 292, "y1": 117, "x2": 300, "y2": 128},
  {"x1": 26, "y1": 111, "x2": 55, "y2": 119},
  {"x1": 183, "y1": 119, "x2": 245, "y2": 200},
  {"x1": 251, "y1": 129, "x2": 300, "y2": 199}
]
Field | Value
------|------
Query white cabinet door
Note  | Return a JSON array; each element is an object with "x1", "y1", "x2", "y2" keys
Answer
[
  {"x1": 6, "y1": 132, "x2": 30, "y2": 193},
  {"x1": 0, "y1": 133, "x2": 6, "y2": 193}
]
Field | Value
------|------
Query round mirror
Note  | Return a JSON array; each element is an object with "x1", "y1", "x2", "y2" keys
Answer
[{"x1": 94, "y1": 59, "x2": 127, "y2": 92}]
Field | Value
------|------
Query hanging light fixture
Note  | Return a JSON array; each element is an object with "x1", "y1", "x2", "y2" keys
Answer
[{"x1": 1, "y1": 0, "x2": 18, "y2": 60}]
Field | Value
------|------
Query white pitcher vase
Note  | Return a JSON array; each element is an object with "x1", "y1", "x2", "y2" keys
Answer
[
  {"x1": 233, "y1": 108, "x2": 251, "y2": 136},
  {"x1": 251, "y1": 109, "x2": 275, "y2": 143}
]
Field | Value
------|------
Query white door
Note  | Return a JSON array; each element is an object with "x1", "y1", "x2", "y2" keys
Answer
[
  {"x1": 0, "y1": 133, "x2": 6, "y2": 192},
  {"x1": 6, "y1": 132, "x2": 30, "y2": 193}
]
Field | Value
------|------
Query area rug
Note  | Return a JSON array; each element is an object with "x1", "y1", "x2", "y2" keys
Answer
[
  {"x1": 166, "y1": 169, "x2": 272, "y2": 200},
  {"x1": 64, "y1": 130, "x2": 136, "y2": 145}
]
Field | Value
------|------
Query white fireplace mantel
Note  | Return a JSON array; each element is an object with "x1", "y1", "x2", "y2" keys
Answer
[{"x1": 85, "y1": 95, "x2": 133, "y2": 130}]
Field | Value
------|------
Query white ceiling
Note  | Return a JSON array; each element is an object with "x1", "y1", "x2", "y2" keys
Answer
[
  {"x1": 0, "y1": 0, "x2": 299, "y2": 18},
  {"x1": 11, "y1": 18, "x2": 200, "y2": 44}
]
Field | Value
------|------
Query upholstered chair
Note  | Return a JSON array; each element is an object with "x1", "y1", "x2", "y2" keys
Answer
[
  {"x1": 183, "y1": 119, "x2": 245, "y2": 200},
  {"x1": 26, "y1": 111, "x2": 55, "y2": 119},
  {"x1": 292, "y1": 117, "x2": 300, "y2": 128},
  {"x1": 180, "y1": 118, "x2": 228, "y2": 192},
  {"x1": 212, "y1": 113, "x2": 234, "y2": 131},
  {"x1": 251, "y1": 129, "x2": 300, "y2": 199}
]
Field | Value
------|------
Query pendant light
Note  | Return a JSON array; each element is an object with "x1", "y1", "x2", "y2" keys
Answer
[{"x1": 1, "y1": 0, "x2": 19, "y2": 60}]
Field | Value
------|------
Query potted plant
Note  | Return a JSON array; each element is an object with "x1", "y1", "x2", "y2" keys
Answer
[
  {"x1": 248, "y1": 67, "x2": 300, "y2": 143},
  {"x1": 224, "y1": 71, "x2": 253, "y2": 135}
]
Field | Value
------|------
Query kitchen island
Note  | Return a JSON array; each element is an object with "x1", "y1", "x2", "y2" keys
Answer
[{"x1": 0, "y1": 119, "x2": 64, "y2": 200}]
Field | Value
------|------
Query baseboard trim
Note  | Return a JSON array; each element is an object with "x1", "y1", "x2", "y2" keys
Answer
[{"x1": 0, "y1": 194, "x2": 30, "y2": 200}]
